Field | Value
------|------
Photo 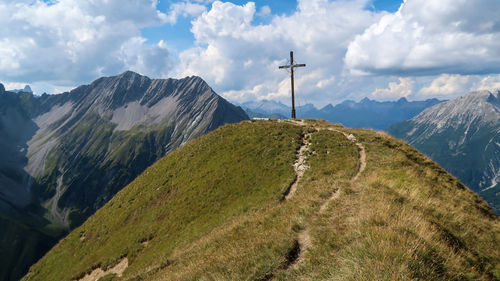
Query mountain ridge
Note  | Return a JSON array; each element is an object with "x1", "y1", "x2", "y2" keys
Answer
[
  {"x1": 389, "y1": 90, "x2": 500, "y2": 214},
  {"x1": 240, "y1": 97, "x2": 443, "y2": 130},
  {"x1": 0, "y1": 71, "x2": 248, "y2": 281},
  {"x1": 23, "y1": 119, "x2": 499, "y2": 281}
]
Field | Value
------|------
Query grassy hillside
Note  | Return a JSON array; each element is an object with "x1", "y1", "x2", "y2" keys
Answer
[{"x1": 24, "y1": 120, "x2": 500, "y2": 280}]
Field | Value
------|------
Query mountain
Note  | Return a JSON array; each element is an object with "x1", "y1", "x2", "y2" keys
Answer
[
  {"x1": 240, "y1": 99, "x2": 290, "y2": 116},
  {"x1": 0, "y1": 72, "x2": 248, "y2": 281},
  {"x1": 24, "y1": 120, "x2": 499, "y2": 280},
  {"x1": 241, "y1": 98, "x2": 443, "y2": 130},
  {"x1": 389, "y1": 90, "x2": 500, "y2": 214},
  {"x1": 9, "y1": 85, "x2": 33, "y2": 93},
  {"x1": 318, "y1": 97, "x2": 443, "y2": 130},
  {"x1": 0, "y1": 89, "x2": 58, "y2": 281},
  {"x1": 244, "y1": 108, "x2": 287, "y2": 119}
]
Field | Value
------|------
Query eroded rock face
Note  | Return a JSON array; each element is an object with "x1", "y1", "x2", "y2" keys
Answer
[
  {"x1": 389, "y1": 90, "x2": 500, "y2": 214},
  {"x1": 27, "y1": 71, "x2": 247, "y2": 226},
  {"x1": 0, "y1": 71, "x2": 248, "y2": 281}
]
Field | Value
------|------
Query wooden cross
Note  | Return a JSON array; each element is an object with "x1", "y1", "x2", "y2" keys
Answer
[{"x1": 279, "y1": 51, "x2": 306, "y2": 119}]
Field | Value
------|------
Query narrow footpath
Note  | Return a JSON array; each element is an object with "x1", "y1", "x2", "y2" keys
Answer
[{"x1": 280, "y1": 120, "x2": 367, "y2": 273}]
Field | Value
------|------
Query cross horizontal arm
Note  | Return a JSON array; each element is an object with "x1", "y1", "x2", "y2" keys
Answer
[{"x1": 279, "y1": 64, "x2": 306, "y2": 69}]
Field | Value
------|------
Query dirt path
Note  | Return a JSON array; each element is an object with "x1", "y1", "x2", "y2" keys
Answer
[
  {"x1": 77, "y1": 257, "x2": 128, "y2": 281},
  {"x1": 318, "y1": 128, "x2": 366, "y2": 214},
  {"x1": 281, "y1": 120, "x2": 367, "y2": 271},
  {"x1": 283, "y1": 132, "x2": 311, "y2": 200}
]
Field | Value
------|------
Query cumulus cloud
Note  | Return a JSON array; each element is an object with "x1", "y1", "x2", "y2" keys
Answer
[
  {"x1": 370, "y1": 77, "x2": 414, "y2": 100},
  {"x1": 474, "y1": 75, "x2": 500, "y2": 91},
  {"x1": 165, "y1": 1, "x2": 208, "y2": 24},
  {"x1": 0, "y1": 0, "x2": 171, "y2": 87},
  {"x1": 256, "y1": 5, "x2": 271, "y2": 17},
  {"x1": 345, "y1": 0, "x2": 500, "y2": 76},
  {"x1": 418, "y1": 74, "x2": 470, "y2": 97},
  {"x1": 174, "y1": 0, "x2": 381, "y2": 105}
]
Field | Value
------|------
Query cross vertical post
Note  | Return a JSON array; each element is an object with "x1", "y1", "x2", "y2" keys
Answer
[{"x1": 279, "y1": 51, "x2": 306, "y2": 119}]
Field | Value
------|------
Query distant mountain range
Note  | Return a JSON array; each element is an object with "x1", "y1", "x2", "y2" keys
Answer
[
  {"x1": 239, "y1": 97, "x2": 443, "y2": 130},
  {"x1": 8, "y1": 85, "x2": 32, "y2": 93},
  {"x1": 0, "y1": 71, "x2": 248, "y2": 281},
  {"x1": 389, "y1": 90, "x2": 500, "y2": 214}
]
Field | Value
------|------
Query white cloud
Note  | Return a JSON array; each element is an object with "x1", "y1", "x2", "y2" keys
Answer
[
  {"x1": 418, "y1": 74, "x2": 470, "y2": 97},
  {"x1": 370, "y1": 77, "x2": 414, "y2": 100},
  {"x1": 174, "y1": 0, "x2": 381, "y2": 105},
  {"x1": 474, "y1": 75, "x2": 500, "y2": 91},
  {"x1": 3, "y1": 82, "x2": 29, "y2": 91},
  {"x1": 0, "y1": 0, "x2": 170, "y2": 87},
  {"x1": 345, "y1": 0, "x2": 500, "y2": 76},
  {"x1": 256, "y1": 5, "x2": 271, "y2": 17},
  {"x1": 165, "y1": 1, "x2": 207, "y2": 24},
  {"x1": 4, "y1": 0, "x2": 500, "y2": 104}
]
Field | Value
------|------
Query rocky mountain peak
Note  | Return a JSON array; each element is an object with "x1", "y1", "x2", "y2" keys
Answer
[
  {"x1": 487, "y1": 90, "x2": 500, "y2": 109},
  {"x1": 0, "y1": 83, "x2": 4, "y2": 94},
  {"x1": 413, "y1": 90, "x2": 500, "y2": 130},
  {"x1": 22, "y1": 85, "x2": 32, "y2": 93},
  {"x1": 389, "y1": 89, "x2": 500, "y2": 214}
]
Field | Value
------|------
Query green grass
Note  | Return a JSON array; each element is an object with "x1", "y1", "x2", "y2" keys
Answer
[
  {"x1": 23, "y1": 121, "x2": 306, "y2": 280},
  {"x1": 23, "y1": 120, "x2": 500, "y2": 281}
]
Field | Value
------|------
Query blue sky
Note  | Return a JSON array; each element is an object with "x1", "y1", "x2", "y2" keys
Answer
[
  {"x1": 143, "y1": 0, "x2": 402, "y2": 51},
  {"x1": 142, "y1": 1, "x2": 303, "y2": 51},
  {"x1": 1, "y1": 0, "x2": 500, "y2": 106}
]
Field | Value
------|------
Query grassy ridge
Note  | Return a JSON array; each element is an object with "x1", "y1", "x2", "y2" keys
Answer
[
  {"x1": 24, "y1": 120, "x2": 500, "y2": 280},
  {"x1": 286, "y1": 123, "x2": 500, "y2": 280},
  {"x1": 23, "y1": 121, "x2": 306, "y2": 280}
]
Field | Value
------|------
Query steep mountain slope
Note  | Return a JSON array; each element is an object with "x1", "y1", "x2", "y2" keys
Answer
[
  {"x1": 389, "y1": 90, "x2": 500, "y2": 214},
  {"x1": 27, "y1": 71, "x2": 248, "y2": 228},
  {"x1": 0, "y1": 89, "x2": 57, "y2": 281},
  {"x1": 25, "y1": 120, "x2": 499, "y2": 281},
  {"x1": 241, "y1": 98, "x2": 442, "y2": 129},
  {"x1": 0, "y1": 72, "x2": 248, "y2": 281}
]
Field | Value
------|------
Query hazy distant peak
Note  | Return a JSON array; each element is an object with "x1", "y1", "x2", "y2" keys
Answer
[
  {"x1": 360, "y1": 97, "x2": 371, "y2": 103},
  {"x1": 9, "y1": 85, "x2": 33, "y2": 93}
]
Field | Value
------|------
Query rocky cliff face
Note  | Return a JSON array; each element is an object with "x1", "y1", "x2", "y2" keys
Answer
[
  {"x1": 389, "y1": 90, "x2": 500, "y2": 214},
  {"x1": 0, "y1": 71, "x2": 248, "y2": 281},
  {"x1": 25, "y1": 71, "x2": 248, "y2": 227}
]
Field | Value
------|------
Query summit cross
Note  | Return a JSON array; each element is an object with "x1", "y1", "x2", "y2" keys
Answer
[{"x1": 279, "y1": 51, "x2": 306, "y2": 119}]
